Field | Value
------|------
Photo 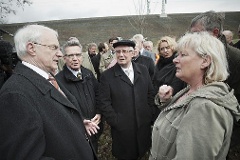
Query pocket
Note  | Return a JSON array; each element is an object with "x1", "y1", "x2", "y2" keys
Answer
[{"x1": 151, "y1": 111, "x2": 179, "y2": 159}]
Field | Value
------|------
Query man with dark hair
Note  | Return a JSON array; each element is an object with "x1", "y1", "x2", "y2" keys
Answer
[
  {"x1": 0, "y1": 40, "x2": 19, "y2": 88},
  {"x1": 99, "y1": 37, "x2": 119, "y2": 73},
  {"x1": 92, "y1": 42, "x2": 108, "y2": 80}
]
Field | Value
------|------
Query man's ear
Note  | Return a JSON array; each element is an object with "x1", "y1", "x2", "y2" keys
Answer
[
  {"x1": 201, "y1": 55, "x2": 211, "y2": 69},
  {"x1": 26, "y1": 42, "x2": 36, "y2": 56},
  {"x1": 212, "y1": 28, "x2": 220, "y2": 37}
]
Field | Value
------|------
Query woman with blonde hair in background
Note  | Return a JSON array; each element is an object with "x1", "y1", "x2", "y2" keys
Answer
[{"x1": 152, "y1": 36, "x2": 186, "y2": 96}]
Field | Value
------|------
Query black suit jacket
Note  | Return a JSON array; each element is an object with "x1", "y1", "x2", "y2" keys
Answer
[
  {"x1": 132, "y1": 55, "x2": 155, "y2": 79},
  {"x1": 56, "y1": 65, "x2": 99, "y2": 119},
  {"x1": 0, "y1": 63, "x2": 97, "y2": 160},
  {"x1": 91, "y1": 53, "x2": 101, "y2": 80}
]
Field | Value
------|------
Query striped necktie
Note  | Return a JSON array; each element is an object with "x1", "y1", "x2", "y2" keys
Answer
[
  {"x1": 48, "y1": 74, "x2": 59, "y2": 90},
  {"x1": 48, "y1": 74, "x2": 66, "y2": 97}
]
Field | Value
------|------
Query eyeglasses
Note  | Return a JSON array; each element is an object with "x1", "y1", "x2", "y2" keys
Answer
[
  {"x1": 33, "y1": 42, "x2": 60, "y2": 51},
  {"x1": 65, "y1": 53, "x2": 82, "y2": 58},
  {"x1": 115, "y1": 49, "x2": 133, "y2": 54}
]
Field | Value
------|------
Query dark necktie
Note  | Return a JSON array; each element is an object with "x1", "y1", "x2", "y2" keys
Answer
[{"x1": 77, "y1": 72, "x2": 82, "y2": 80}]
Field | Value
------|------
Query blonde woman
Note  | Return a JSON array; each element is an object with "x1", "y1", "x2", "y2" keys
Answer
[{"x1": 149, "y1": 32, "x2": 240, "y2": 160}]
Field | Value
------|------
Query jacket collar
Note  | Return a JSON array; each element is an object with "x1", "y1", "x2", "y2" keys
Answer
[
  {"x1": 113, "y1": 62, "x2": 141, "y2": 85},
  {"x1": 14, "y1": 63, "x2": 78, "y2": 111},
  {"x1": 62, "y1": 65, "x2": 91, "y2": 82},
  {"x1": 162, "y1": 82, "x2": 239, "y2": 115}
]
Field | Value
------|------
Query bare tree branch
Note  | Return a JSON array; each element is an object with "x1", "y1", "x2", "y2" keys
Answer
[
  {"x1": 0, "y1": 0, "x2": 32, "y2": 23},
  {"x1": 127, "y1": 0, "x2": 148, "y2": 34}
]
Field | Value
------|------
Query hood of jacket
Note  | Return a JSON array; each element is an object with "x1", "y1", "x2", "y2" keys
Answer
[{"x1": 167, "y1": 82, "x2": 240, "y2": 121}]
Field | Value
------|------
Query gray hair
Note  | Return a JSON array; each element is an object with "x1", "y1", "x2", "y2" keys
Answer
[
  {"x1": 62, "y1": 37, "x2": 82, "y2": 56},
  {"x1": 177, "y1": 32, "x2": 229, "y2": 83},
  {"x1": 222, "y1": 30, "x2": 233, "y2": 37},
  {"x1": 132, "y1": 34, "x2": 145, "y2": 43},
  {"x1": 14, "y1": 24, "x2": 58, "y2": 58},
  {"x1": 87, "y1": 43, "x2": 97, "y2": 50},
  {"x1": 190, "y1": 10, "x2": 225, "y2": 34}
]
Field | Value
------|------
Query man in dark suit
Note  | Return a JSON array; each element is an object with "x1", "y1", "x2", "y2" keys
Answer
[
  {"x1": 56, "y1": 37, "x2": 101, "y2": 153},
  {"x1": 97, "y1": 40, "x2": 156, "y2": 160},
  {"x1": 0, "y1": 24, "x2": 98, "y2": 160},
  {"x1": 132, "y1": 40, "x2": 155, "y2": 79},
  {"x1": 91, "y1": 42, "x2": 108, "y2": 80}
]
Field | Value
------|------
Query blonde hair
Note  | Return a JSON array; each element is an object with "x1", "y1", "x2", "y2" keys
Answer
[
  {"x1": 157, "y1": 36, "x2": 177, "y2": 53},
  {"x1": 177, "y1": 32, "x2": 229, "y2": 83}
]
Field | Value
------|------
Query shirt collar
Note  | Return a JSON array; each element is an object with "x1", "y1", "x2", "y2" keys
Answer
[
  {"x1": 121, "y1": 62, "x2": 133, "y2": 72},
  {"x1": 67, "y1": 66, "x2": 81, "y2": 77},
  {"x1": 22, "y1": 61, "x2": 49, "y2": 80}
]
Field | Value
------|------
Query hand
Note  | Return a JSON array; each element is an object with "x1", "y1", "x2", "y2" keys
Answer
[
  {"x1": 83, "y1": 119, "x2": 100, "y2": 136},
  {"x1": 158, "y1": 85, "x2": 173, "y2": 102},
  {"x1": 91, "y1": 114, "x2": 101, "y2": 125}
]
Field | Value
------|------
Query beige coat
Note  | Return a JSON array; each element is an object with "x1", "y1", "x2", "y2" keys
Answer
[
  {"x1": 150, "y1": 82, "x2": 240, "y2": 160},
  {"x1": 99, "y1": 50, "x2": 116, "y2": 73}
]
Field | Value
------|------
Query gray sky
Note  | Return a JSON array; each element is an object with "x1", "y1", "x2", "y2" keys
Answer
[{"x1": 5, "y1": 0, "x2": 240, "y2": 24}]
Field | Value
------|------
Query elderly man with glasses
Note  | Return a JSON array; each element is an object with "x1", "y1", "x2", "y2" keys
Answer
[
  {"x1": 0, "y1": 24, "x2": 99, "y2": 160},
  {"x1": 97, "y1": 40, "x2": 157, "y2": 160}
]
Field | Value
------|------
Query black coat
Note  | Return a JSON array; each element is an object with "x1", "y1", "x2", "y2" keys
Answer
[
  {"x1": 56, "y1": 65, "x2": 99, "y2": 119},
  {"x1": 132, "y1": 55, "x2": 155, "y2": 79},
  {"x1": 91, "y1": 53, "x2": 101, "y2": 80},
  {"x1": 153, "y1": 54, "x2": 186, "y2": 95},
  {"x1": 97, "y1": 62, "x2": 155, "y2": 159},
  {"x1": 0, "y1": 63, "x2": 97, "y2": 160}
]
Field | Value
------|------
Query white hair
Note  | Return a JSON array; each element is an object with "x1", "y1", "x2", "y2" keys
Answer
[
  {"x1": 132, "y1": 34, "x2": 145, "y2": 42},
  {"x1": 14, "y1": 24, "x2": 58, "y2": 58}
]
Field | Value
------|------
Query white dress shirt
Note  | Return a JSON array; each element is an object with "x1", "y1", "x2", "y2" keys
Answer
[{"x1": 121, "y1": 63, "x2": 134, "y2": 84}]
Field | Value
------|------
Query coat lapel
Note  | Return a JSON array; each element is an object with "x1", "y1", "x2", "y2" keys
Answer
[
  {"x1": 114, "y1": 64, "x2": 133, "y2": 86},
  {"x1": 132, "y1": 62, "x2": 141, "y2": 84},
  {"x1": 15, "y1": 63, "x2": 78, "y2": 111},
  {"x1": 49, "y1": 83, "x2": 78, "y2": 111}
]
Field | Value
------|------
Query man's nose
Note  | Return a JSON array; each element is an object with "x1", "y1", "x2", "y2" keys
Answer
[{"x1": 56, "y1": 50, "x2": 63, "y2": 58}]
